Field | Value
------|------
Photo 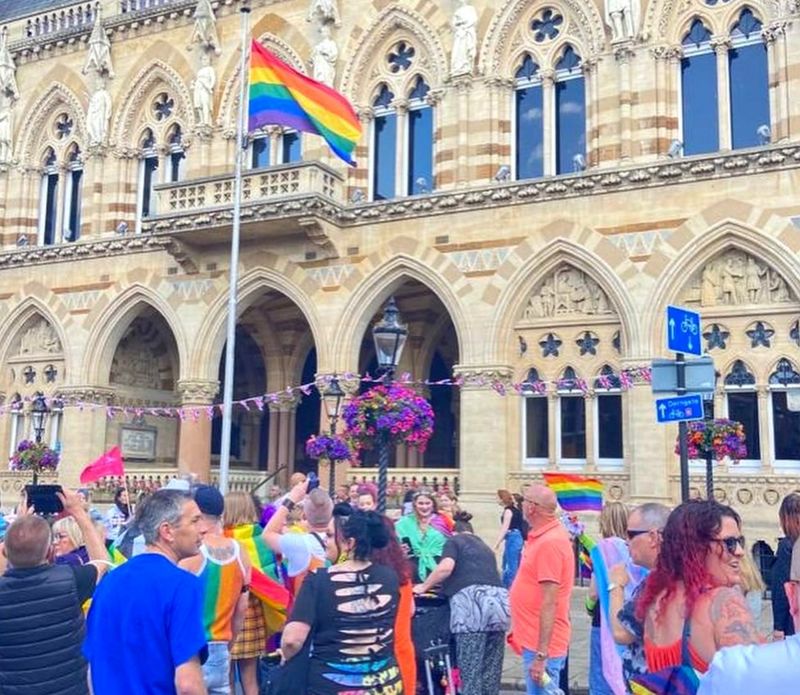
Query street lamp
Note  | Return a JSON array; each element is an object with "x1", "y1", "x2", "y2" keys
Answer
[
  {"x1": 322, "y1": 375, "x2": 345, "y2": 494},
  {"x1": 372, "y1": 297, "x2": 408, "y2": 512},
  {"x1": 30, "y1": 392, "x2": 49, "y2": 445},
  {"x1": 702, "y1": 371, "x2": 721, "y2": 499}
]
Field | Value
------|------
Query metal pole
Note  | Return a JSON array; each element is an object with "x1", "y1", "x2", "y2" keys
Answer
[
  {"x1": 705, "y1": 451, "x2": 713, "y2": 500},
  {"x1": 218, "y1": 3, "x2": 251, "y2": 495},
  {"x1": 377, "y1": 368, "x2": 394, "y2": 514},
  {"x1": 676, "y1": 352, "x2": 690, "y2": 502}
]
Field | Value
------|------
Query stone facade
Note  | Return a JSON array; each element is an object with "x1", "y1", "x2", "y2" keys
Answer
[{"x1": 0, "y1": 0, "x2": 799, "y2": 541}]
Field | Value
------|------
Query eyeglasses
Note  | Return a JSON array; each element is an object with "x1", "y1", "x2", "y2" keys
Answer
[
  {"x1": 712, "y1": 535, "x2": 746, "y2": 555},
  {"x1": 626, "y1": 529, "x2": 650, "y2": 540}
]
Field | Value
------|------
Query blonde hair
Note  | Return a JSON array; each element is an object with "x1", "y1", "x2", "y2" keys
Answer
[
  {"x1": 739, "y1": 548, "x2": 765, "y2": 593},
  {"x1": 223, "y1": 491, "x2": 258, "y2": 528},
  {"x1": 497, "y1": 489, "x2": 514, "y2": 506},
  {"x1": 599, "y1": 501, "x2": 628, "y2": 540},
  {"x1": 52, "y1": 516, "x2": 84, "y2": 549}
]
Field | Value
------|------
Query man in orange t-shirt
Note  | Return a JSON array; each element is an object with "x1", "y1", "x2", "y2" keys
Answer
[{"x1": 509, "y1": 484, "x2": 574, "y2": 694}]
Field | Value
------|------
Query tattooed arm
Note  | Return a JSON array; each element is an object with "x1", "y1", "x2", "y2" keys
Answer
[{"x1": 710, "y1": 587, "x2": 764, "y2": 649}]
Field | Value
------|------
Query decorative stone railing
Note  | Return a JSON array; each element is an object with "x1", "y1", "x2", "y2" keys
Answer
[
  {"x1": 346, "y1": 467, "x2": 460, "y2": 508},
  {"x1": 24, "y1": 3, "x2": 96, "y2": 38},
  {"x1": 120, "y1": 0, "x2": 180, "y2": 12}
]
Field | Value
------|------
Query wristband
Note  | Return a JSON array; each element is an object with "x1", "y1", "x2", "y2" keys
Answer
[{"x1": 281, "y1": 498, "x2": 296, "y2": 511}]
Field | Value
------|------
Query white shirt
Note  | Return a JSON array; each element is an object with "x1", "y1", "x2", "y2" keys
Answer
[
  {"x1": 697, "y1": 635, "x2": 800, "y2": 694},
  {"x1": 278, "y1": 531, "x2": 328, "y2": 577}
]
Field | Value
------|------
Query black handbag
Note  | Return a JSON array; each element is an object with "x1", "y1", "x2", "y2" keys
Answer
[{"x1": 259, "y1": 639, "x2": 312, "y2": 695}]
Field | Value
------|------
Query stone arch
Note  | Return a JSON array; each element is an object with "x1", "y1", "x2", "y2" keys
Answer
[
  {"x1": 0, "y1": 297, "x2": 70, "y2": 380},
  {"x1": 722, "y1": 3, "x2": 768, "y2": 33},
  {"x1": 488, "y1": 227, "x2": 641, "y2": 361},
  {"x1": 332, "y1": 254, "x2": 469, "y2": 371},
  {"x1": 641, "y1": 0, "x2": 769, "y2": 43},
  {"x1": 193, "y1": 266, "x2": 325, "y2": 384},
  {"x1": 217, "y1": 29, "x2": 308, "y2": 132},
  {"x1": 81, "y1": 284, "x2": 188, "y2": 386},
  {"x1": 643, "y1": 214, "x2": 800, "y2": 355},
  {"x1": 111, "y1": 58, "x2": 194, "y2": 149},
  {"x1": 505, "y1": 47, "x2": 549, "y2": 79},
  {"x1": 480, "y1": 0, "x2": 606, "y2": 76},
  {"x1": 15, "y1": 81, "x2": 87, "y2": 164},
  {"x1": 340, "y1": 4, "x2": 449, "y2": 106}
]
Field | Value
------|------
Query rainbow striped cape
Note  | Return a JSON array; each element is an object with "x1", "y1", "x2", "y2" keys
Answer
[
  {"x1": 248, "y1": 40, "x2": 362, "y2": 165},
  {"x1": 544, "y1": 472, "x2": 604, "y2": 512},
  {"x1": 225, "y1": 524, "x2": 291, "y2": 635}
]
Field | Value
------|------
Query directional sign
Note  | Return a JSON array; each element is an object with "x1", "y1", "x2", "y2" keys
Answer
[
  {"x1": 655, "y1": 394, "x2": 705, "y2": 424},
  {"x1": 666, "y1": 305, "x2": 702, "y2": 356},
  {"x1": 651, "y1": 356, "x2": 716, "y2": 394}
]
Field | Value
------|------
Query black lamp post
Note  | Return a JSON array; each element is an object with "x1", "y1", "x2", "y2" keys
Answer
[
  {"x1": 322, "y1": 375, "x2": 345, "y2": 494},
  {"x1": 702, "y1": 371, "x2": 721, "y2": 500},
  {"x1": 30, "y1": 392, "x2": 49, "y2": 485}
]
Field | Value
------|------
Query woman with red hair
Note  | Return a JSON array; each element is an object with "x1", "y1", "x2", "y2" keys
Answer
[{"x1": 636, "y1": 499, "x2": 762, "y2": 675}]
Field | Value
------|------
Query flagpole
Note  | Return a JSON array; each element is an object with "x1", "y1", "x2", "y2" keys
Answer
[{"x1": 218, "y1": 0, "x2": 251, "y2": 495}]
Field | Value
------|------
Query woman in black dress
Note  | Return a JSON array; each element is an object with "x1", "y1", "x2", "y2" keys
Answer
[{"x1": 280, "y1": 510, "x2": 403, "y2": 694}]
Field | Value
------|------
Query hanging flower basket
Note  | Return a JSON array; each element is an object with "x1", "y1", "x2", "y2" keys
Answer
[
  {"x1": 305, "y1": 434, "x2": 352, "y2": 463},
  {"x1": 342, "y1": 383, "x2": 435, "y2": 458},
  {"x1": 9, "y1": 440, "x2": 60, "y2": 483},
  {"x1": 675, "y1": 419, "x2": 747, "y2": 462}
]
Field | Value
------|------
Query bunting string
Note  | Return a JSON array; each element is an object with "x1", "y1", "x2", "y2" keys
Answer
[{"x1": 0, "y1": 367, "x2": 654, "y2": 421}]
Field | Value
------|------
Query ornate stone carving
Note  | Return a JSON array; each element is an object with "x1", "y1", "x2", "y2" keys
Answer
[
  {"x1": 188, "y1": 0, "x2": 221, "y2": 55},
  {"x1": 523, "y1": 265, "x2": 614, "y2": 319},
  {"x1": 307, "y1": 0, "x2": 340, "y2": 26},
  {"x1": 0, "y1": 27, "x2": 19, "y2": 165},
  {"x1": 605, "y1": 0, "x2": 641, "y2": 42},
  {"x1": 16, "y1": 318, "x2": 62, "y2": 356},
  {"x1": 680, "y1": 250, "x2": 795, "y2": 308},
  {"x1": 310, "y1": 25, "x2": 338, "y2": 87},
  {"x1": 111, "y1": 343, "x2": 163, "y2": 389},
  {"x1": 177, "y1": 379, "x2": 219, "y2": 404},
  {"x1": 450, "y1": 0, "x2": 478, "y2": 77},
  {"x1": 82, "y1": 5, "x2": 114, "y2": 79},
  {"x1": 86, "y1": 74, "x2": 112, "y2": 146},
  {"x1": 192, "y1": 53, "x2": 216, "y2": 128}
]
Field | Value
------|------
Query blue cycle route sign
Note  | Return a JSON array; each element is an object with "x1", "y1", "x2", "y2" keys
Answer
[
  {"x1": 666, "y1": 305, "x2": 702, "y2": 355},
  {"x1": 655, "y1": 394, "x2": 705, "y2": 423}
]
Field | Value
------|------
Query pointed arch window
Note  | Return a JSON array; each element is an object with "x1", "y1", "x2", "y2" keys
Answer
[
  {"x1": 729, "y1": 8, "x2": 770, "y2": 149},
  {"x1": 371, "y1": 84, "x2": 397, "y2": 200},
  {"x1": 769, "y1": 358, "x2": 800, "y2": 467},
  {"x1": 594, "y1": 365, "x2": 624, "y2": 466},
  {"x1": 407, "y1": 76, "x2": 433, "y2": 195},
  {"x1": 522, "y1": 367, "x2": 549, "y2": 466},
  {"x1": 724, "y1": 360, "x2": 760, "y2": 463},
  {"x1": 557, "y1": 365, "x2": 586, "y2": 466},
  {"x1": 681, "y1": 19, "x2": 719, "y2": 155},
  {"x1": 250, "y1": 131, "x2": 271, "y2": 169},
  {"x1": 167, "y1": 125, "x2": 186, "y2": 183},
  {"x1": 38, "y1": 148, "x2": 59, "y2": 246},
  {"x1": 554, "y1": 46, "x2": 586, "y2": 175},
  {"x1": 137, "y1": 128, "x2": 159, "y2": 229},
  {"x1": 515, "y1": 54, "x2": 544, "y2": 180},
  {"x1": 62, "y1": 145, "x2": 83, "y2": 242},
  {"x1": 281, "y1": 130, "x2": 302, "y2": 163}
]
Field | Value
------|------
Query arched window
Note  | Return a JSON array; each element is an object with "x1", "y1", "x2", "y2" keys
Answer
[
  {"x1": 554, "y1": 46, "x2": 586, "y2": 175},
  {"x1": 38, "y1": 147, "x2": 59, "y2": 246},
  {"x1": 407, "y1": 76, "x2": 433, "y2": 195},
  {"x1": 522, "y1": 366, "x2": 548, "y2": 465},
  {"x1": 594, "y1": 365, "x2": 623, "y2": 467},
  {"x1": 724, "y1": 360, "x2": 760, "y2": 464},
  {"x1": 728, "y1": 8, "x2": 770, "y2": 149},
  {"x1": 63, "y1": 144, "x2": 83, "y2": 242},
  {"x1": 557, "y1": 365, "x2": 586, "y2": 467},
  {"x1": 515, "y1": 54, "x2": 544, "y2": 180},
  {"x1": 281, "y1": 130, "x2": 302, "y2": 163},
  {"x1": 371, "y1": 83, "x2": 397, "y2": 200},
  {"x1": 681, "y1": 19, "x2": 718, "y2": 155},
  {"x1": 250, "y1": 131, "x2": 270, "y2": 168},
  {"x1": 137, "y1": 128, "x2": 159, "y2": 229},
  {"x1": 167, "y1": 125, "x2": 185, "y2": 183},
  {"x1": 769, "y1": 358, "x2": 800, "y2": 468}
]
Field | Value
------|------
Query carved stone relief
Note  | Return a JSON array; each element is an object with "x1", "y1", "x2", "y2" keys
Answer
[
  {"x1": 14, "y1": 318, "x2": 62, "y2": 357},
  {"x1": 680, "y1": 250, "x2": 795, "y2": 308},
  {"x1": 109, "y1": 317, "x2": 175, "y2": 390},
  {"x1": 522, "y1": 265, "x2": 614, "y2": 319}
]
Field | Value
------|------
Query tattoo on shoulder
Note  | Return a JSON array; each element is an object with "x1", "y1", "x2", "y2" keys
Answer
[{"x1": 709, "y1": 587, "x2": 760, "y2": 647}]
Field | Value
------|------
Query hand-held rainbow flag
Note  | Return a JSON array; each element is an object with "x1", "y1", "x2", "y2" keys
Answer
[
  {"x1": 543, "y1": 472, "x2": 604, "y2": 512},
  {"x1": 248, "y1": 40, "x2": 362, "y2": 166}
]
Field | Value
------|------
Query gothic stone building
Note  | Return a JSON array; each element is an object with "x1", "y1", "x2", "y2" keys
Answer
[{"x1": 0, "y1": 0, "x2": 799, "y2": 541}]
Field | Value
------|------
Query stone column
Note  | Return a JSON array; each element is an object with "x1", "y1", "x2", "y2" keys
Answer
[
  {"x1": 540, "y1": 70, "x2": 555, "y2": 176},
  {"x1": 454, "y1": 365, "x2": 512, "y2": 538},
  {"x1": 177, "y1": 379, "x2": 218, "y2": 481},
  {"x1": 547, "y1": 392, "x2": 558, "y2": 467},
  {"x1": 391, "y1": 98, "x2": 409, "y2": 197},
  {"x1": 583, "y1": 56, "x2": 600, "y2": 167},
  {"x1": 267, "y1": 402, "x2": 280, "y2": 471},
  {"x1": 614, "y1": 45, "x2": 636, "y2": 161},
  {"x1": 453, "y1": 76, "x2": 471, "y2": 186},
  {"x1": 757, "y1": 387, "x2": 772, "y2": 474},
  {"x1": 584, "y1": 392, "x2": 597, "y2": 471},
  {"x1": 763, "y1": 23, "x2": 789, "y2": 141},
  {"x1": 712, "y1": 36, "x2": 732, "y2": 151},
  {"x1": 57, "y1": 387, "x2": 114, "y2": 488},
  {"x1": 83, "y1": 149, "x2": 107, "y2": 239}
]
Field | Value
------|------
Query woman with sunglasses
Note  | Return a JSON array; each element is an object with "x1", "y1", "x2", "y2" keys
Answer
[{"x1": 636, "y1": 499, "x2": 762, "y2": 676}]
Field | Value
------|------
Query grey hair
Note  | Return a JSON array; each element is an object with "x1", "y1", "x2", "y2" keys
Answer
[
  {"x1": 636, "y1": 502, "x2": 671, "y2": 531},
  {"x1": 138, "y1": 490, "x2": 191, "y2": 545}
]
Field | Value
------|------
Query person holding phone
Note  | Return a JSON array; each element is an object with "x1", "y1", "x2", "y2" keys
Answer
[{"x1": 0, "y1": 489, "x2": 109, "y2": 695}]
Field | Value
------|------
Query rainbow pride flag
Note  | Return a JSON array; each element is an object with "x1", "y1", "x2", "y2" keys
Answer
[
  {"x1": 248, "y1": 40, "x2": 362, "y2": 165},
  {"x1": 544, "y1": 472, "x2": 603, "y2": 512},
  {"x1": 630, "y1": 667, "x2": 700, "y2": 694}
]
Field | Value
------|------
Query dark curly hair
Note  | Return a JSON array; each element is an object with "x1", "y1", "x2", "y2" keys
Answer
[
  {"x1": 636, "y1": 499, "x2": 741, "y2": 622},
  {"x1": 341, "y1": 510, "x2": 390, "y2": 561}
]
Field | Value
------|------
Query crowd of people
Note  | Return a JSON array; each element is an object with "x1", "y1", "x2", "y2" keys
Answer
[{"x1": 0, "y1": 474, "x2": 798, "y2": 694}]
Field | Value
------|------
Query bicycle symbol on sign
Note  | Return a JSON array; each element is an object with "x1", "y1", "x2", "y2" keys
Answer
[{"x1": 681, "y1": 316, "x2": 698, "y2": 335}]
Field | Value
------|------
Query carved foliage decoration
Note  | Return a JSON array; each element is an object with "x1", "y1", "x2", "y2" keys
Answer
[
  {"x1": 109, "y1": 316, "x2": 176, "y2": 391},
  {"x1": 679, "y1": 250, "x2": 796, "y2": 309},
  {"x1": 522, "y1": 264, "x2": 615, "y2": 320},
  {"x1": 16, "y1": 83, "x2": 87, "y2": 164}
]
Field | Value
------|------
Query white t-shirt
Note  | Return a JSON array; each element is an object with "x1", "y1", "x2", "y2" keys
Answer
[
  {"x1": 278, "y1": 531, "x2": 327, "y2": 577},
  {"x1": 697, "y1": 635, "x2": 800, "y2": 694}
]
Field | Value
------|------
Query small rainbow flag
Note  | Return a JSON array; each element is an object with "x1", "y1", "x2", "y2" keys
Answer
[
  {"x1": 543, "y1": 472, "x2": 603, "y2": 512},
  {"x1": 248, "y1": 40, "x2": 362, "y2": 166}
]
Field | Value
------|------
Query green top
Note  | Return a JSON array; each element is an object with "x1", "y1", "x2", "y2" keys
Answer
[{"x1": 395, "y1": 514, "x2": 446, "y2": 581}]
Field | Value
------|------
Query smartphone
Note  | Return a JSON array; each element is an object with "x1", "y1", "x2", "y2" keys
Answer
[
  {"x1": 24, "y1": 485, "x2": 64, "y2": 515},
  {"x1": 307, "y1": 472, "x2": 320, "y2": 491}
]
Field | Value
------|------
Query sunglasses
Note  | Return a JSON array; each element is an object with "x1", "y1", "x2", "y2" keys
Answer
[
  {"x1": 712, "y1": 535, "x2": 746, "y2": 555},
  {"x1": 626, "y1": 529, "x2": 651, "y2": 540}
]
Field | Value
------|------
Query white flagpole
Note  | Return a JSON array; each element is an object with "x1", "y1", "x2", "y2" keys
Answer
[{"x1": 218, "y1": 0, "x2": 251, "y2": 495}]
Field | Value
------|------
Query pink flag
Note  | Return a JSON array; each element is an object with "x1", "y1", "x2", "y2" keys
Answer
[{"x1": 79, "y1": 447, "x2": 125, "y2": 484}]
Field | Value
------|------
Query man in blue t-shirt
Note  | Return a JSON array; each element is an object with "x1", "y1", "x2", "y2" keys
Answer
[{"x1": 84, "y1": 489, "x2": 208, "y2": 695}]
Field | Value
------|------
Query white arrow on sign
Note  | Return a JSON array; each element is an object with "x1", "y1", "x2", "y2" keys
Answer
[
  {"x1": 659, "y1": 403, "x2": 666, "y2": 418},
  {"x1": 669, "y1": 318, "x2": 675, "y2": 340}
]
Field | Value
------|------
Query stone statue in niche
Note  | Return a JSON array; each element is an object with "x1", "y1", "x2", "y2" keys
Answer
[
  {"x1": 311, "y1": 24, "x2": 338, "y2": 87},
  {"x1": 110, "y1": 342, "x2": 163, "y2": 389},
  {"x1": 604, "y1": 0, "x2": 640, "y2": 42},
  {"x1": 524, "y1": 266, "x2": 613, "y2": 319},
  {"x1": 0, "y1": 27, "x2": 19, "y2": 163},
  {"x1": 188, "y1": 0, "x2": 221, "y2": 55},
  {"x1": 307, "y1": 0, "x2": 340, "y2": 26},
  {"x1": 82, "y1": 5, "x2": 114, "y2": 78},
  {"x1": 450, "y1": 0, "x2": 478, "y2": 76},
  {"x1": 684, "y1": 250, "x2": 795, "y2": 307},
  {"x1": 192, "y1": 53, "x2": 216, "y2": 127},
  {"x1": 86, "y1": 74, "x2": 112, "y2": 146},
  {"x1": 18, "y1": 319, "x2": 62, "y2": 356}
]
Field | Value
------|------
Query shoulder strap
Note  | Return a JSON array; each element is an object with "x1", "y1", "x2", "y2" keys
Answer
[
  {"x1": 680, "y1": 617, "x2": 692, "y2": 667},
  {"x1": 311, "y1": 531, "x2": 326, "y2": 552}
]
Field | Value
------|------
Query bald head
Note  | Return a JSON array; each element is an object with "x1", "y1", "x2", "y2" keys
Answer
[{"x1": 531, "y1": 485, "x2": 558, "y2": 514}]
